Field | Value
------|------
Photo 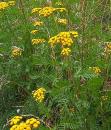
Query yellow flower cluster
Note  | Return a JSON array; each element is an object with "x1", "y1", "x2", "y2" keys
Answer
[
  {"x1": 104, "y1": 42, "x2": 111, "y2": 55},
  {"x1": 55, "y1": 2, "x2": 64, "y2": 6},
  {"x1": 10, "y1": 116, "x2": 40, "y2": 130},
  {"x1": 33, "y1": 21, "x2": 43, "y2": 26},
  {"x1": 61, "y1": 48, "x2": 71, "y2": 56},
  {"x1": 0, "y1": 2, "x2": 9, "y2": 10},
  {"x1": 11, "y1": 47, "x2": 22, "y2": 57},
  {"x1": 31, "y1": 29, "x2": 39, "y2": 34},
  {"x1": 31, "y1": 6, "x2": 67, "y2": 17},
  {"x1": 48, "y1": 31, "x2": 78, "y2": 47},
  {"x1": 48, "y1": 31, "x2": 78, "y2": 56},
  {"x1": 0, "y1": 1, "x2": 15, "y2": 10},
  {"x1": 56, "y1": 8, "x2": 67, "y2": 12},
  {"x1": 31, "y1": 8, "x2": 46, "y2": 45},
  {"x1": 31, "y1": 8, "x2": 41, "y2": 13},
  {"x1": 57, "y1": 18, "x2": 68, "y2": 25},
  {"x1": 26, "y1": 118, "x2": 40, "y2": 128},
  {"x1": 32, "y1": 87, "x2": 46, "y2": 102},
  {"x1": 10, "y1": 116, "x2": 22, "y2": 126},
  {"x1": 89, "y1": 66, "x2": 101, "y2": 75},
  {"x1": 8, "y1": 1, "x2": 15, "y2": 6},
  {"x1": 10, "y1": 123, "x2": 31, "y2": 130},
  {"x1": 38, "y1": 7, "x2": 56, "y2": 17},
  {"x1": 32, "y1": 38, "x2": 46, "y2": 45},
  {"x1": 31, "y1": 5, "x2": 75, "y2": 57}
]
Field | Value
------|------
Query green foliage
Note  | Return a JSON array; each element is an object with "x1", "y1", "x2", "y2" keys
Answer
[{"x1": 0, "y1": 0, "x2": 111, "y2": 130}]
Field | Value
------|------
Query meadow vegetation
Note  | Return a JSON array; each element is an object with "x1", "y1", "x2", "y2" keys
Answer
[{"x1": 0, "y1": 0, "x2": 111, "y2": 130}]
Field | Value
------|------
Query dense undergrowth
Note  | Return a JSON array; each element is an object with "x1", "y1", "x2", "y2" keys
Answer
[{"x1": 0, "y1": 0, "x2": 111, "y2": 130}]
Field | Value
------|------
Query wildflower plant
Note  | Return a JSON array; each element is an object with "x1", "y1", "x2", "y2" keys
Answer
[
  {"x1": 32, "y1": 87, "x2": 46, "y2": 102},
  {"x1": 0, "y1": 0, "x2": 111, "y2": 130},
  {"x1": 9, "y1": 116, "x2": 41, "y2": 130}
]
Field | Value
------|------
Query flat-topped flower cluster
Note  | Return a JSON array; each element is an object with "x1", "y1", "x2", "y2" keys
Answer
[
  {"x1": 10, "y1": 116, "x2": 40, "y2": 130},
  {"x1": 0, "y1": 1, "x2": 15, "y2": 11}
]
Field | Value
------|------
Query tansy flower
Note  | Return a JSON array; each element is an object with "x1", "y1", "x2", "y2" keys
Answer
[
  {"x1": 55, "y1": 2, "x2": 64, "y2": 6},
  {"x1": 31, "y1": 30, "x2": 39, "y2": 34},
  {"x1": 9, "y1": 116, "x2": 40, "y2": 130},
  {"x1": 56, "y1": 8, "x2": 67, "y2": 12},
  {"x1": 57, "y1": 18, "x2": 68, "y2": 25},
  {"x1": 32, "y1": 39, "x2": 46, "y2": 45},
  {"x1": 8, "y1": 1, "x2": 15, "y2": 6},
  {"x1": 48, "y1": 31, "x2": 78, "y2": 47},
  {"x1": 38, "y1": 7, "x2": 56, "y2": 17},
  {"x1": 61, "y1": 48, "x2": 71, "y2": 56},
  {"x1": 10, "y1": 116, "x2": 22, "y2": 126},
  {"x1": 89, "y1": 66, "x2": 101, "y2": 75},
  {"x1": 10, "y1": 125, "x2": 18, "y2": 130},
  {"x1": 31, "y1": 7, "x2": 41, "y2": 13},
  {"x1": 16, "y1": 122, "x2": 31, "y2": 130},
  {"x1": 26, "y1": 118, "x2": 40, "y2": 128},
  {"x1": 103, "y1": 42, "x2": 111, "y2": 55},
  {"x1": 0, "y1": 2, "x2": 9, "y2": 10},
  {"x1": 69, "y1": 31, "x2": 79, "y2": 38},
  {"x1": 32, "y1": 87, "x2": 46, "y2": 102},
  {"x1": 32, "y1": 6, "x2": 67, "y2": 17},
  {"x1": 11, "y1": 46, "x2": 22, "y2": 57},
  {"x1": 33, "y1": 21, "x2": 43, "y2": 26}
]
